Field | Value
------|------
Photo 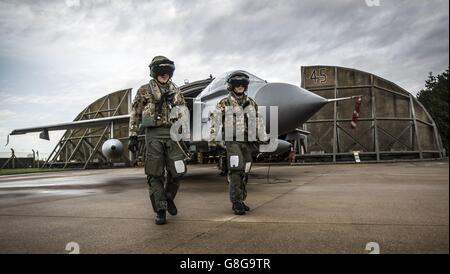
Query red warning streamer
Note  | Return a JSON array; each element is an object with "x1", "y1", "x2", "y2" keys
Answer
[{"x1": 351, "y1": 96, "x2": 362, "y2": 129}]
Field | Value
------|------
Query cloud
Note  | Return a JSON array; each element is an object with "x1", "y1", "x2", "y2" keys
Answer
[
  {"x1": 65, "y1": 0, "x2": 80, "y2": 8},
  {"x1": 0, "y1": 93, "x2": 87, "y2": 105},
  {"x1": 0, "y1": 109, "x2": 15, "y2": 119}
]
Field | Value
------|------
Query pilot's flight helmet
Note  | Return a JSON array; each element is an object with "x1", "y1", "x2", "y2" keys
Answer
[
  {"x1": 149, "y1": 56, "x2": 175, "y2": 78},
  {"x1": 227, "y1": 71, "x2": 250, "y2": 92}
]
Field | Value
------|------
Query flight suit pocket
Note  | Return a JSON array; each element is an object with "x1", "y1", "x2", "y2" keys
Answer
[
  {"x1": 228, "y1": 154, "x2": 244, "y2": 171},
  {"x1": 226, "y1": 142, "x2": 245, "y2": 171},
  {"x1": 142, "y1": 103, "x2": 157, "y2": 128},
  {"x1": 145, "y1": 158, "x2": 164, "y2": 176},
  {"x1": 166, "y1": 141, "x2": 187, "y2": 177},
  {"x1": 142, "y1": 115, "x2": 156, "y2": 128}
]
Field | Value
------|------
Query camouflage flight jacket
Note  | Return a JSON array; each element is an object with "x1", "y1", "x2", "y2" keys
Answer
[
  {"x1": 129, "y1": 79, "x2": 186, "y2": 137},
  {"x1": 209, "y1": 94, "x2": 267, "y2": 142}
]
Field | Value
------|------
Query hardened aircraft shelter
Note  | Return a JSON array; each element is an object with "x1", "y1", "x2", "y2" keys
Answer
[
  {"x1": 299, "y1": 65, "x2": 445, "y2": 163},
  {"x1": 42, "y1": 89, "x2": 132, "y2": 169}
]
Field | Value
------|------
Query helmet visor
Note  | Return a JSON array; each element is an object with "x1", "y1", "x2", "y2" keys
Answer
[
  {"x1": 229, "y1": 76, "x2": 249, "y2": 87},
  {"x1": 153, "y1": 63, "x2": 175, "y2": 76}
]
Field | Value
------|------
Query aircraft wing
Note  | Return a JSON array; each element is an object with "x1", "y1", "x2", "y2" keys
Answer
[{"x1": 9, "y1": 114, "x2": 130, "y2": 136}]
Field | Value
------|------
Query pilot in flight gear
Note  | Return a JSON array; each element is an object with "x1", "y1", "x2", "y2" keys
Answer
[
  {"x1": 209, "y1": 71, "x2": 267, "y2": 215},
  {"x1": 128, "y1": 56, "x2": 187, "y2": 225}
]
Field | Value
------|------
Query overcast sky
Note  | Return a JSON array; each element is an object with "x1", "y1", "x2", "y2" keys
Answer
[{"x1": 0, "y1": 0, "x2": 448, "y2": 158}]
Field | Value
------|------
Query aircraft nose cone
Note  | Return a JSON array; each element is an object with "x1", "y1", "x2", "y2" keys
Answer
[{"x1": 254, "y1": 83, "x2": 327, "y2": 135}]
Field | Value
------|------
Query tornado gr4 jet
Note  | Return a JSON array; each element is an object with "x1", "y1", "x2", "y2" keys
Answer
[{"x1": 7, "y1": 70, "x2": 360, "y2": 162}]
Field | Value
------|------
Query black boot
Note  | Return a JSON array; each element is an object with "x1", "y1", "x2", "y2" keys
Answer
[
  {"x1": 242, "y1": 202, "x2": 250, "y2": 211},
  {"x1": 155, "y1": 210, "x2": 167, "y2": 225},
  {"x1": 232, "y1": 202, "x2": 245, "y2": 215},
  {"x1": 167, "y1": 199, "x2": 178, "y2": 216}
]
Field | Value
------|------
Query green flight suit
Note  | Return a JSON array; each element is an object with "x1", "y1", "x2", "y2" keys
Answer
[
  {"x1": 145, "y1": 127, "x2": 186, "y2": 212},
  {"x1": 209, "y1": 93, "x2": 267, "y2": 204},
  {"x1": 130, "y1": 79, "x2": 187, "y2": 212}
]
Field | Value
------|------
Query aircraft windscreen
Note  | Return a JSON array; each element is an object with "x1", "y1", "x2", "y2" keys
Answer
[{"x1": 198, "y1": 71, "x2": 266, "y2": 98}]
